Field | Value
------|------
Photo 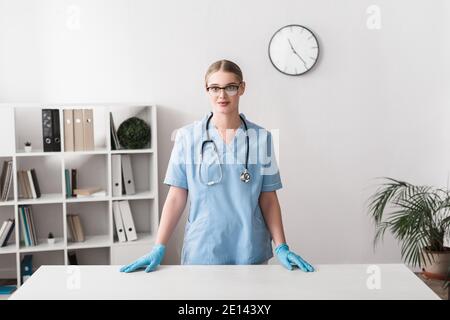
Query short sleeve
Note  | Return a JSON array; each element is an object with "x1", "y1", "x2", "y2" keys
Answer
[
  {"x1": 261, "y1": 132, "x2": 283, "y2": 192},
  {"x1": 163, "y1": 129, "x2": 188, "y2": 190}
]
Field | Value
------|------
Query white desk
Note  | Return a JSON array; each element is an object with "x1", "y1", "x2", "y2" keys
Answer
[{"x1": 9, "y1": 264, "x2": 440, "y2": 300}]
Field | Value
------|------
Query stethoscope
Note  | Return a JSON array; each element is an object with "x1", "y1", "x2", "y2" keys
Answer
[{"x1": 199, "y1": 112, "x2": 250, "y2": 186}]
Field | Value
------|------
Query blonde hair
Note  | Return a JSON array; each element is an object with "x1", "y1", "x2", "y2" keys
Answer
[{"x1": 204, "y1": 59, "x2": 243, "y2": 86}]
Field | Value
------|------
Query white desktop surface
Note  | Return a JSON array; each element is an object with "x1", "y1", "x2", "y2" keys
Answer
[{"x1": 9, "y1": 264, "x2": 440, "y2": 300}]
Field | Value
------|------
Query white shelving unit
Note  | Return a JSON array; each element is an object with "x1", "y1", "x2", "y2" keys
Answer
[{"x1": 0, "y1": 104, "x2": 159, "y2": 289}]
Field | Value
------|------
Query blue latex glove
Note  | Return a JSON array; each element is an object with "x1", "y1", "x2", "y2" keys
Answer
[
  {"x1": 120, "y1": 244, "x2": 166, "y2": 273},
  {"x1": 275, "y1": 243, "x2": 314, "y2": 272}
]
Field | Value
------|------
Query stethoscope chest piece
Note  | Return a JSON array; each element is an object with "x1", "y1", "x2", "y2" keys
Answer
[{"x1": 240, "y1": 169, "x2": 251, "y2": 183}]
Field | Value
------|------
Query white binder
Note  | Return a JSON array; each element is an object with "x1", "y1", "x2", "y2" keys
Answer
[
  {"x1": 119, "y1": 200, "x2": 137, "y2": 241},
  {"x1": 121, "y1": 154, "x2": 135, "y2": 195},
  {"x1": 113, "y1": 201, "x2": 127, "y2": 242},
  {"x1": 111, "y1": 155, "x2": 122, "y2": 197}
]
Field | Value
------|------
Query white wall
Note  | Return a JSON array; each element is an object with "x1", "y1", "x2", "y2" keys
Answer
[{"x1": 1, "y1": 0, "x2": 449, "y2": 265}]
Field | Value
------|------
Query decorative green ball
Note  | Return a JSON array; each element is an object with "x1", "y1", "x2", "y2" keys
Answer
[{"x1": 117, "y1": 117, "x2": 151, "y2": 149}]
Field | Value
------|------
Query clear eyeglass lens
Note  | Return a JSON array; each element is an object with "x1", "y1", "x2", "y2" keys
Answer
[{"x1": 208, "y1": 85, "x2": 239, "y2": 96}]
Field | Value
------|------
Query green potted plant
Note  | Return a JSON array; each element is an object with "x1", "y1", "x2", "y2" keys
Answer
[
  {"x1": 117, "y1": 117, "x2": 151, "y2": 149},
  {"x1": 368, "y1": 177, "x2": 450, "y2": 278}
]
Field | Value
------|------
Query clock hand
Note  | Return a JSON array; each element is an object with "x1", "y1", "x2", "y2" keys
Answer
[
  {"x1": 288, "y1": 38, "x2": 296, "y2": 53},
  {"x1": 287, "y1": 38, "x2": 308, "y2": 69}
]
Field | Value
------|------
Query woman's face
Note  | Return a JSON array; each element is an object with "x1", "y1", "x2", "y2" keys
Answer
[{"x1": 206, "y1": 70, "x2": 245, "y2": 116}]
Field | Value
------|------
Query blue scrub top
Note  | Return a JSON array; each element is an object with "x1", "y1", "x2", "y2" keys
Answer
[{"x1": 164, "y1": 113, "x2": 283, "y2": 265}]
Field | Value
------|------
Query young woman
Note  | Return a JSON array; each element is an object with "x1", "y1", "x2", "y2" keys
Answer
[{"x1": 120, "y1": 60, "x2": 314, "y2": 272}]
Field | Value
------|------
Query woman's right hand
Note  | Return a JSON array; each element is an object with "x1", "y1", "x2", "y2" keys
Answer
[{"x1": 119, "y1": 244, "x2": 166, "y2": 273}]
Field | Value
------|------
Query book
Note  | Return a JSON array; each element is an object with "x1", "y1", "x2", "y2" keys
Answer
[
  {"x1": 76, "y1": 190, "x2": 106, "y2": 198},
  {"x1": 73, "y1": 187, "x2": 102, "y2": 196},
  {"x1": 65, "y1": 169, "x2": 71, "y2": 198},
  {"x1": 110, "y1": 112, "x2": 120, "y2": 150},
  {"x1": 68, "y1": 251, "x2": 78, "y2": 265},
  {"x1": 30, "y1": 169, "x2": 41, "y2": 198},
  {"x1": 71, "y1": 169, "x2": 77, "y2": 197},
  {"x1": 1, "y1": 160, "x2": 13, "y2": 201},
  {"x1": 0, "y1": 219, "x2": 15, "y2": 247},
  {"x1": 72, "y1": 215, "x2": 85, "y2": 242},
  {"x1": 27, "y1": 170, "x2": 36, "y2": 199}
]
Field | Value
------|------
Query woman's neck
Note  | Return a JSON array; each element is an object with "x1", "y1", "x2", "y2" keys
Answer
[{"x1": 211, "y1": 112, "x2": 241, "y2": 130}]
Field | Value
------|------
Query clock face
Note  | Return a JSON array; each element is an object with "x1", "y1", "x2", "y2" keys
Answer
[{"x1": 268, "y1": 24, "x2": 319, "y2": 76}]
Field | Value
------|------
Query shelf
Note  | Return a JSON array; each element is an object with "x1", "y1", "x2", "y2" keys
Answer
[
  {"x1": 111, "y1": 148, "x2": 153, "y2": 154},
  {"x1": 112, "y1": 232, "x2": 153, "y2": 247},
  {"x1": 19, "y1": 237, "x2": 65, "y2": 253},
  {"x1": 63, "y1": 148, "x2": 108, "y2": 155},
  {"x1": 112, "y1": 191, "x2": 155, "y2": 201},
  {"x1": 65, "y1": 195, "x2": 109, "y2": 203},
  {"x1": 17, "y1": 193, "x2": 63, "y2": 205},
  {"x1": 15, "y1": 150, "x2": 61, "y2": 157},
  {"x1": 0, "y1": 243, "x2": 17, "y2": 255},
  {"x1": 67, "y1": 235, "x2": 111, "y2": 250},
  {"x1": 0, "y1": 200, "x2": 15, "y2": 207}
]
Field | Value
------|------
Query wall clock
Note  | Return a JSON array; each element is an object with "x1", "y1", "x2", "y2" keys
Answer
[{"x1": 268, "y1": 24, "x2": 319, "y2": 76}]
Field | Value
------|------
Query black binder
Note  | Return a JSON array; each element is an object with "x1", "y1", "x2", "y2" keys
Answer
[{"x1": 42, "y1": 109, "x2": 61, "y2": 152}]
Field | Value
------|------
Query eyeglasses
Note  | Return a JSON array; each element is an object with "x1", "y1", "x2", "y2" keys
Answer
[{"x1": 206, "y1": 82, "x2": 241, "y2": 97}]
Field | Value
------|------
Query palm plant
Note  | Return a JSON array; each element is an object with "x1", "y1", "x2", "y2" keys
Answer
[{"x1": 368, "y1": 177, "x2": 450, "y2": 268}]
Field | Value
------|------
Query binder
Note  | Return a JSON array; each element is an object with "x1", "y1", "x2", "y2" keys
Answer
[
  {"x1": 21, "y1": 254, "x2": 33, "y2": 284},
  {"x1": 83, "y1": 109, "x2": 94, "y2": 151},
  {"x1": 121, "y1": 154, "x2": 135, "y2": 195},
  {"x1": 42, "y1": 109, "x2": 54, "y2": 152},
  {"x1": 63, "y1": 109, "x2": 74, "y2": 151},
  {"x1": 111, "y1": 155, "x2": 122, "y2": 196},
  {"x1": 42, "y1": 109, "x2": 61, "y2": 152},
  {"x1": 73, "y1": 109, "x2": 84, "y2": 151},
  {"x1": 118, "y1": 200, "x2": 137, "y2": 241},
  {"x1": 113, "y1": 201, "x2": 127, "y2": 242},
  {"x1": 52, "y1": 109, "x2": 61, "y2": 152}
]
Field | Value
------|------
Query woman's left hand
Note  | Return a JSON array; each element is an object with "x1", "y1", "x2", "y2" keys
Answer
[{"x1": 275, "y1": 243, "x2": 315, "y2": 272}]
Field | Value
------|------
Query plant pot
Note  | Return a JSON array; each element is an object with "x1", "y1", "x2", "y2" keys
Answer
[
  {"x1": 24, "y1": 146, "x2": 32, "y2": 153},
  {"x1": 47, "y1": 238, "x2": 55, "y2": 245},
  {"x1": 421, "y1": 248, "x2": 450, "y2": 280}
]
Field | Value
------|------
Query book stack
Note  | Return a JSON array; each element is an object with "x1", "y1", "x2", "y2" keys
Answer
[
  {"x1": 63, "y1": 109, "x2": 94, "y2": 151},
  {"x1": 0, "y1": 160, "x2": 13, "y2": 201},
  {"x1": 67, "y1": 214, "x2": 85, "y2": 242},
  {"x1": 113, "y1": 200, "x2": 137, "y2": 242},
  {"x1": 0, "y1": 219, "x2": 15, "y2": 247},
  {"x1": 19, "y1": 206, "x2": 38, "y2": 247},
  {"x1": 17, "y1": 169, "x2": 41, "y2": 199},
  {"x1": 65, "y1": 168, "x2": 77, "y2": 198}
]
